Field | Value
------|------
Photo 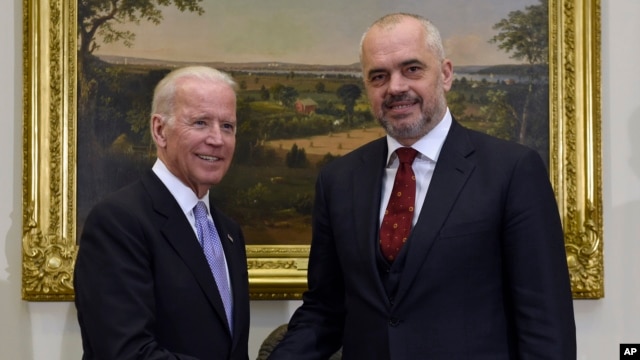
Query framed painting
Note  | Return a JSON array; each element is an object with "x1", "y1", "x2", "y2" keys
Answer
[{"x1": 22, "y1": 0, "x2": 602, "y2": 300}]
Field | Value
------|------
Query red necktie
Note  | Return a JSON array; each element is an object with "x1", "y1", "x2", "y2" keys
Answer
[{"x1": 380, "y1": 147, "x2": 418, "y2": 262}]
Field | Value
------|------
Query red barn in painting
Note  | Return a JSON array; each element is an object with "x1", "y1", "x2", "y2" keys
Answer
[{"x1": 295, "y1": 98, "x2": 318, "y2": 115}]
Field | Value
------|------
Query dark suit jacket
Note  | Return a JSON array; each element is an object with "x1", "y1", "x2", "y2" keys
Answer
[
  {"x1": 74, "y1": 170, "x2": 250, "y2": 360},
  {"x1": 269, "y1": 120, "x2": 576, "y2": 359}
]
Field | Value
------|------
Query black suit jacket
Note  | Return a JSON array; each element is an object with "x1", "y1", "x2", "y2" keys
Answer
[
  {"x1": 75, "y1": 170, "x2": 250, "y2": 360},
  {"x1": 270, "y1": 120, "x2": 576, "y2": 359}
]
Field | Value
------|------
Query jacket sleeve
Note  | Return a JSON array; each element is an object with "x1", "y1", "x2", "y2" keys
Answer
[
  {"x1": 501, "y1": 149, "x2": 577, "y2": 359},
  {"x1": 268, "y1": 172, "x2": 345, "y2": 360}
]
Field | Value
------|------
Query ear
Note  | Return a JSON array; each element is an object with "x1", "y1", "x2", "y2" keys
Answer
[
  {"x1": 441, "y1": 58, "x2": 454, "y2": 92},
  {"x1": 151, "y1": 114, "x2": 168, "y2": 148}
]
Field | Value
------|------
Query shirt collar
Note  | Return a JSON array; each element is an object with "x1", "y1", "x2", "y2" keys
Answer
[
  {"x1": 385, "y1": 108, "x2": 452, "y2": 165},
  {"x1": 152, "y1": 159, "x2": 209, "y2": 214}
]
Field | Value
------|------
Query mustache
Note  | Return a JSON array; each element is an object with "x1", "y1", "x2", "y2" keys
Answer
[{"x1": 383, "y1": 94, "x2": 419, "y2": 107}]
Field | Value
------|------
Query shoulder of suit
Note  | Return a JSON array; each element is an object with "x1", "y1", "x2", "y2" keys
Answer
[
  {"x1": 458, "y1": 124, "x2": 531, "y2": 153},
  {"x1": 318, "y1": 137, "x2": 386, "y2": 174}
]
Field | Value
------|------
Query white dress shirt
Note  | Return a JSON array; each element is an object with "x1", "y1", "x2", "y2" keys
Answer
[
  {"x1": 152, "y1": 159, "x2": 232, "y2": 286},
  {"x1": 379, "y1": 109, "x2": 452, "y2": 227}
]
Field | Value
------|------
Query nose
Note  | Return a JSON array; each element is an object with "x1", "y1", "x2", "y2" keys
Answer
[
  {"x1": 205, "y1": 124, "x2": 224, "y2": 145},
  {"x1": 388, "y1": 73, "x2": 409, "y2": 95}
]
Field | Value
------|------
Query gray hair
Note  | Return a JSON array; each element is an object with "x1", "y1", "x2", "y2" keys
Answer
[
  {"x1": 359, "y1": 13, "x2": 445, "y2": 62},
  {"x1": 151, "y1": 66, "x2": 238, "y2": 121}
]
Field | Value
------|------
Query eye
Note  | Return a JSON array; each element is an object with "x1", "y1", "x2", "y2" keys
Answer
[
  {"x1": 368, "y1": 73, "x2": 387, "y2": 86},
  {"x1": 193, "y1": 119, "x2": 207, "y2": 127},
  {"x1": 404, "y1": 65, "x2": 424, "y2": 77},
  {"x1": 221, "y1": 122, "x2": 236, "y2": 133}
]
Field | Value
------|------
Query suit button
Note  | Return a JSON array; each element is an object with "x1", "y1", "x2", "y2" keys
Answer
[
  {"x1": 389, "y1": 318, "x2": 400, "y2": 327},
  {"x1": 389, "y1": 297, "x2": 395, "y2": 306}
]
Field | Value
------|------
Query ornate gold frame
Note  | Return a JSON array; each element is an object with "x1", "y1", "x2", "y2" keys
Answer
[{"x1": 21, "y1": 0, "x2": 602, "y2": 300}]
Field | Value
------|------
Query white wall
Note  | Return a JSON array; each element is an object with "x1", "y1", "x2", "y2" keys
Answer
[{"x1": 0, "y1": 0, "x2": 638, "y2": 358}]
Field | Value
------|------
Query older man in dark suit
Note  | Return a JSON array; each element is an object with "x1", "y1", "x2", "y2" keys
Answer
[
  {"x1": 74, "y1": 66, "x2": 250, "y2": 359},
  {"x1": 269, "y1": 13, "x2": 576, "y2": 359}
]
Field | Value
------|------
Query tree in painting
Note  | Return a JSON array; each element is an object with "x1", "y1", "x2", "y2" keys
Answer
[
  {"x1": 336, "y1": 84, "x2": 363, "y2": 126},
  {"x1": 78, "y1": 0, "x2": 204, "y2": 141},
  {"x1": 488, "y1": 0, "x2": 549, "y2": 148}
]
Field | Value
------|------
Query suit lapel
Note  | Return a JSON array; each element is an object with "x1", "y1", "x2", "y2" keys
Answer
[
  {"x1": 395, "y1": 121, "x2": 476, "y2": 301},
  {"x1": 209, "y1": 204, "x2": 247, "y2": 338},
  {"x1": 141, "y1": 171, "x2": 231, "y2": 333},
  {"x1": 351, "y1": 138, "x2": 390, "y2": 301}
]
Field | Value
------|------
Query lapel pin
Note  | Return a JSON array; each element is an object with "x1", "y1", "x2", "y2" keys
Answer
[{"x1": 227, "y1": 234, "x2": 234, "y2": 243}]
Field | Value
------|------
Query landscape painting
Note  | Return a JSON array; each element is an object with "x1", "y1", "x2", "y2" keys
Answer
[{"x1": 77, "y1": 0, "x2": 549, "y2": 247}]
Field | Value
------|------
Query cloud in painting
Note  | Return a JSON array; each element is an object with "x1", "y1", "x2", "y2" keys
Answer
[{"x1": 92, "y1": 0, "x2": 540, "y2": 66}]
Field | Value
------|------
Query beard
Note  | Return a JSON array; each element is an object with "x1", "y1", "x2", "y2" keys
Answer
[{"x1": 376, "y1": 91, "x2": 447, "y2": 141}]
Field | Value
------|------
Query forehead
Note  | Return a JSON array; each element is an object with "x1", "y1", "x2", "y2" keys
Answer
[
  {"x1": 362, "y1": 19, "x2": 432, "y2": 67},
  {"x1": 174, "y1": 78, "x2": 236, "y2": 112},
  {"x1": 175, "y1": 77, "x2": 234, "y2": 98}
]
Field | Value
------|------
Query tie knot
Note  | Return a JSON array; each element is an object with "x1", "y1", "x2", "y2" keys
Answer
[
  {"x1": 396, "y1": 147, "x2": 418, "y2": 164},
  {"x1": 194, "y1": 201, "x2": 208, "y2": 220}
]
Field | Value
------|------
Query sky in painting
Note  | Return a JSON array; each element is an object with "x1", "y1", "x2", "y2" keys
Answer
[{"x1": 93, "y1": 0, "x2": 542, "y2": 66}]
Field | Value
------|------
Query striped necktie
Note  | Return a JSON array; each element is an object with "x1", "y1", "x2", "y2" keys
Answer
[{"x1": 193, "y1": 201, "x2": 233, "y2": 332}]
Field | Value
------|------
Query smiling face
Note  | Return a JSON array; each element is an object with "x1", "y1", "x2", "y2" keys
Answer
[
  {"x1": 361, "y1": 16, "x2": 453, "y2": 146},
  {"x1": 152, "y1": 77, "x2": 237, "y2": 198}
]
